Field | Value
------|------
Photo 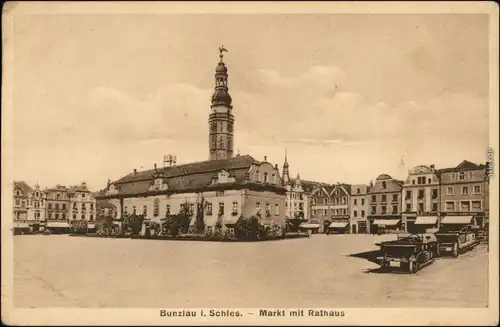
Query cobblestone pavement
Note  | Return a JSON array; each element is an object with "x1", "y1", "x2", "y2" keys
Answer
[{"x1": 13, "y1": 234, "x2": 488, "y2": 308}]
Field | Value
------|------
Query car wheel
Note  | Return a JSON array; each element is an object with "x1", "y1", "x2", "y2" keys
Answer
[
  {"x1": 452, "y1": 242, "x2": 459, "y2": 258},
  {"x1": 408, "y1": 261, "x2": 414, "y2": 274}
]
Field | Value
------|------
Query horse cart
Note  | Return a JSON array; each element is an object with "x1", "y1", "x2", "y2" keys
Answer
[
  {"x1": 376, "y1": 234, "x2": 438, "y2": 274},
  {"x1": 434, "y1": 228, "x2": 479, "y2": 257}
]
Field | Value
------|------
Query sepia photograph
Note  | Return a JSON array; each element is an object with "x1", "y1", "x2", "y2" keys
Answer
[{"x1": 1, "y1": 1, "x2": 499, "y2": 326}]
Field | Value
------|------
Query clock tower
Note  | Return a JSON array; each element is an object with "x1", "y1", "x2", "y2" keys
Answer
[{"x1": 209, "y1": 46, "x2": 234, "y2": 161}]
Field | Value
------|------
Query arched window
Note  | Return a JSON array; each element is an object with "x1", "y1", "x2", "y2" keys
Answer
[{"x1": 219, "y1": 137, "x2": 224, "y2": 149}]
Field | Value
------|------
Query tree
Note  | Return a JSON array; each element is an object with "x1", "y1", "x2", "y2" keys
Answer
[
  {"x1": 195, "y1": 197, "x2": 206, "y2": 234},
  {"x1": 285, "y1": 217, "x2": 303, "y2": 233},
  {"x1": 71, "y1": 220, "x2": 88, "y2": 234},
  {"x1": 122, "y1": 213, "x2": 144, "y2": 236},
  {"x1": 234, "y1": 216, "x2": 267, "y2": 241},
  {"x1": 178, "y1": 202, "x2": 192, "y2": 234}
]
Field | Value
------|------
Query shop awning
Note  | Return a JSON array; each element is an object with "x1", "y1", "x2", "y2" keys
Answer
[
  {"x1": 299, "y1": 223, "x2": 321, "y2": 229},
  {"x1": 441, "y1": 215, "x2": 473, "y2": 225},
  {"x1": 414, "y1": 216, "x2": 438, "y2": 225},
  {"x1": 47, "y1": 221, "x2": 70, "y2": 228},
  {"x1": 373, "y1": 219, "x2": 400, "y2": 226},
  {"x1": 14, "y1": 222, "x2": 29, "y2": 228},
  {"x1": 329, "y1": 222, "x2": 348, "y2": 228}
]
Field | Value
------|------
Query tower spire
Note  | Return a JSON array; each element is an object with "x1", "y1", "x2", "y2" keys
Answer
[
  {"x1": 282, "y1": 148, "x2": 290, "y2": 184},
  {"x1": 209, "y1": 46, "x2": 234, "y2": 161}
]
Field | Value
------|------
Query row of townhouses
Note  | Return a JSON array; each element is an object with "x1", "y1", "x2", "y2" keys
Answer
[
  {"x1": 12, "y1": 52, "x2": 489, "y2": 237},
  {"x1": 13, "y1": 181, "x2": 97, "y2": 233},
  {"x1": 283, "y1": 160, "x2": 489, "y2": 234}
]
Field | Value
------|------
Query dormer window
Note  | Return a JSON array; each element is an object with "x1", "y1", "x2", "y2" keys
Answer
[
  {"x1": 154, "y1": 178, "x2": 162, "y2": 190},
  {"x1": 382, "y1": 181, "x2": 387, "y2": 189}
]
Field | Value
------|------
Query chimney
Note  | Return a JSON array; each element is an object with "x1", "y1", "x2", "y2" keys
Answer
[
  {"x1": 154, "y1": 163, "x2": 157, "y2": 170},
  {"x1": 264, "y1": 156, "x2": 267, "y2": 162},
  {"x1": 275, "y1": 164, "x2": 278, "y2": 169},
  {"x1": 133, "y1": 169, "x2": 137, "y2": 175},
  {"x1": 430, "y1": 164, "x2": 435, "y2": 169}
]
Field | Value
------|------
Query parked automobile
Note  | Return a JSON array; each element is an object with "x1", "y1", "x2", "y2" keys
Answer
[
  {"x1": 376, "y1": 233, "x2": 438, "y2": 274},
  {"x1": 435, "y1": 227, "x2": 480, "y2": 257}
]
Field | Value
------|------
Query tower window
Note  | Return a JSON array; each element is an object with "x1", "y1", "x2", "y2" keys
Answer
[{"x1": 219, "y1": 137, "x2": 224, "y2": 149}]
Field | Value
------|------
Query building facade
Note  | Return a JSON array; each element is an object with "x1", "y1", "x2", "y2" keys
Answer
[
  {"x1": 96, "y1": 49, "x2": 287, "y2": 233},
  {"x1": 310, "y1": 185, "x2": 334, "y2": 233},
  {"x1": 97, "y1": 156, "x2": 287, "y2": 231},
  {"x1": 328, "y1": 183, "x2": 351, "y2": 234},
  {"x1": 13, "y1": 182, "x2": 48, "y2": 233},
  {"x1": 68, "y1": 182, "x2": 97, "y2": 230},
  {"x1": 438, "y1": 160, "x2": 489, "y2": 227},
  {"x1": 402, "y1": 165, "x2": 441, "y2": 233},
  {"x1": 13, "y1": 181, "x2": 32, "y2": 224},
  {"x1": 45, "y1": 185, "x2": 71, "y2": 232},
  {"x1": 281, "y1": 151, "x2": 315, "y2": 221},
  {"x1": 350, "y1": 184, "x2": 370, "y2": 234},
  {"x1": 367, "y1": 174, "x2": 403, "y2": 234}
]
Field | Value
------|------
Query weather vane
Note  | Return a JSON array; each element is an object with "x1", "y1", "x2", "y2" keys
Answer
[{"x1": 219, "y1": 45, "x2": 228, "y2": 61}]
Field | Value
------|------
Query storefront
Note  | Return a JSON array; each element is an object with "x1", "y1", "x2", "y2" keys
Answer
[
  {"x1": 299, "y1": 222, "x2": 321, "y2": 234},
  {"x1": 440, "y1": 215, "x2": 474, "y2": 231},
  {"x1": 46, "y1": 221, "x2": 70, "y2": 234},
  {"x1": 412, "y1": 216, "x2": 439, "y2": 233},
  {"x1": 13, "y1": 221, "x2": 30, "y2": 235},
  {"x1": 371, "y1": 219, "x2": 402, "y2": 234},
  {"x1": 357, "y1": 220, "x2": 369, "y2": 234},
  {"x1": 327, "y1": 221, "x2": 349, "y2": 234}
]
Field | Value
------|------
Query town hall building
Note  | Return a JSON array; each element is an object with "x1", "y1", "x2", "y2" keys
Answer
[{"x1": 95, "y1": 47, "x2": 287, "y2": 230}]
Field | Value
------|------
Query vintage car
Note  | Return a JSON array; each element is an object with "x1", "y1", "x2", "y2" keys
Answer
[
  {"x1": 434, "y1": 227, "x2": 480, "y2": 257},
  {"x1": 376, "y1": 233, "x2": 438, "y2": 274}
]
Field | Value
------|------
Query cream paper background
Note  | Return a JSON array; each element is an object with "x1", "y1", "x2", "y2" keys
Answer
[{"x1": 1, "y1": 1, "x2": 499, "y2": 325}]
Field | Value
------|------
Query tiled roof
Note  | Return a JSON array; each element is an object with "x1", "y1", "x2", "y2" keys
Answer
[
  {"x1": 46, "y1": 185, "x2": 70, "y2": 192},
  {"x1": 14, "y1": 181, "x2": 33, "y2": 196},
  {"x1": 368, "y1": 177, "x2": 402, "y2": 194},
  {"x1": 115, "y1": 155, "x2": 258, "y2": 184},
  {"x1": 289, "y1": 178, "x2": 323, "y2": 193},
  {"x1": 340, "y1": 183, "x2": 351, "y2": 195},
  {"x1": 324, "y1": 185, "x2": 335, "y2": 195},
  {"x1": 437, "y1": 160, "x2": 487, "y2": 174},
  {"x1": 103, "y1": 155, "x2": 285, "y2": 197}
]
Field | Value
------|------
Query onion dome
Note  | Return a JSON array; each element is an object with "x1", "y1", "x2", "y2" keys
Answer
[
  {"x1": 211, "y1": 88, "x2": 232, "y2": 106},
  {"x1": 216, "y1": 62, "x2": 228, "y2": 74}
]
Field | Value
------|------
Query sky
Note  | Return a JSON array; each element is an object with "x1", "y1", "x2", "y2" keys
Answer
[{"x1": 10, "y1": 13, "x2": 490, "y2": 192}]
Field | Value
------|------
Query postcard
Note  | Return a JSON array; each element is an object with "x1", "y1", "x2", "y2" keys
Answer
[{"x1": 2, "y1": 1, "x2": 498, "y2": 326}]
